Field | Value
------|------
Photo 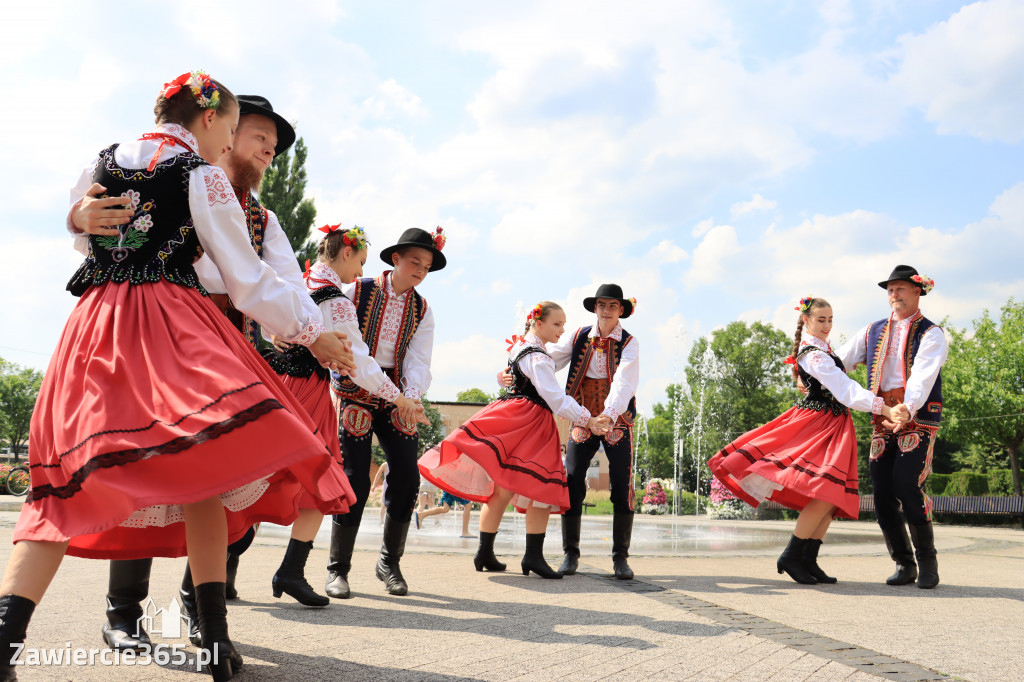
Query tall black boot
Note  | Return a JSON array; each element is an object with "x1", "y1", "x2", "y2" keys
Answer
[
  {"x1": 474, "y1": 531, "x2": 507, "y2": 572},
  {"x1": 558, "y1": 516, "x2": 581, "y2": 575},
  {"x1": 909, "y1": 522, "x2": 940, "y2": 589},
  {"x1": 326, "y1": 522, "x2": 359, "y2": 599},
  {"x1": 612, "y1": 512, "x2": 635, "y2": 580},
  {"x1": 272, "y1": 539, "x2": 329, "y2": 606},
  {"x1": 777, "y1": 536, "x2": 818, "y2": 584},
  {"x1": 180, "y1": 562, "x2": 202, "y2": 647},
  {"x1": 521, "y1": 533, "x2": 562, "y2": 579},
  {"x1": 375, "y1": 516, "x2": 410, "y2": 595},
  {"x1": 195, "y1": 582, "x2": 243, "y2": 681},
  {"x1": 224, "y1": 554, "x2": 240, "y2": 601},
  {"x1": 101, "y1": 558, "x2": 153, "y2": 651},
  {"x1": 880, "y1": 523, "x2": 918, "y2": 586},
  {"x1": 803, "y1": 539, "x2": 837, "y2": 584},
  {"x1": 0, "y1": 594, "x2": 35, "y2": 682}
]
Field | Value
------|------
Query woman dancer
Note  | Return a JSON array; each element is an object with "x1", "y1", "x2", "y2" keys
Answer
[
  {"x1": 708, "y1": 296, "x2": 900, "y2": 584},
  {"x1": 419, "y1": 302, "x2": 610, "y2": 579},
  {"x1": 0, "y1": 72, "x2": 351, "y2": 681}
]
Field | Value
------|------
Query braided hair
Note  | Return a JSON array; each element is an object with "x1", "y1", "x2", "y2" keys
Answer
[{"x1": 790, "y1": 296, "x2": 831, "y2": 380}]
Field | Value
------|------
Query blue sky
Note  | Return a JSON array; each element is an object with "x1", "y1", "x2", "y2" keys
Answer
[{"x1": 1, "y1": 0, "x2": 1021, "y2": 414}]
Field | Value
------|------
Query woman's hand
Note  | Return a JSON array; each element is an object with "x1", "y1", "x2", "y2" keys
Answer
[
  {"x1": 396, "y1": 395, "x2": 431, "y2": 425},
  {"x1": 308, "y1": 331, "x2": 355, "y2": 375}
]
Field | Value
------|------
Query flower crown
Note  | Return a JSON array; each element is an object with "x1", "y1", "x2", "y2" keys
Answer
[
  {"x1": 910, "y1": 274, "x2": 935, "y2": 294},
  {"x1": 628, "y1": 297, "x2": 637, "y2": 313},
  {"x1": 432, "y1": 226, "x2": 446, "y2": 251},
  {"x1": 319, "y1": 223, "x2": 369, "y2": 251},
  {"x1": 794, "y1": 296, "x2": 814, "y2": 313},
  {"x1": 161, "y1": 70, "x2": 221, "y2": 109},
  {"x1": 526, "y1": 303, "x2": 544, "y2": 325}
]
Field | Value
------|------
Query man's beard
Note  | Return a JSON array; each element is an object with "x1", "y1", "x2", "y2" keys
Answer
[{"x1": 225, "y1": 155, "x2": 265, "y2": 192}]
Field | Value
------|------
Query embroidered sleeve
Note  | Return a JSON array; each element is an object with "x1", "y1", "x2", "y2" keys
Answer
[
  {"x1": 601, "y1": 407, "x2": 620, "y2": 422},
  {"x1": 871, "y1": 396, "x2": 884, "y2": 415},
  {"x1": 523, "y1": 351, "x2": 591, "y2": 424},
  {"x1": 574, "y1": 406, "x2": 593, "y2": 428},
  {"x1": 400, "y1": 305, "x2": 434, "y2": 399},
  {"x1": 287, "y1": 319, "x2": 323, "y2": 347},
  {"x1": 327, "y1": 298, "x2": 358, "y2": 327},
  {"x1": 903, "y1": 326, "x2": 948, "y2": 415},
  {"x1": 605, "y1": 336, "x2": 639, "y2": 418},
  {"x1": 373, "y1": 381, "x2": 402, "y2": 403},
  {"x1": 799, "y1": 348, "x2": 880, "y2": 414},
  {"x1": 904, "y1": 400, "x2": 917, "y2": 419},
  {"x1": 203, "y1": 166, "x2": 236, "y2": 206}
]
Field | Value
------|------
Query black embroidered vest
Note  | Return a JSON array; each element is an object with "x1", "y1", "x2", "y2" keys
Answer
[
  {"x1": 498, "y1": 346, "x2": 551, "y2": 411},
  {"x1": 262, "y1": 285, "x2": 346, "y2": 379},
  {"x1": 563, "y1": 325, "x2": 637, "y2": 425},
  {"x1": 865, "y1": 315, "x2": 943, "y2": 428},
  {"x1": 67, "y1": 145, "x2": 208, "y2": 297},
  {"x1": 795, "y1": 345, "x2": 849, "y2": 417}
]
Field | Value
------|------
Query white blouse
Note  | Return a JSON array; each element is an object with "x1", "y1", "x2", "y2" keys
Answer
[
  {"x1": 307, "y1": 262, "x2": 401, "y2": 403},
  {"x1": 836, "y1": 311, "x2": 948, "y2": 418},
  {"x1": 797, "y1": 336, "x2": 883, "y2": 414},
  {"x1": 67, "y1": 123, "x2": 322, "y2": 346},
  {"x1": 512, "y1": 333, "x2": 591, "y2": 428},
  {"x1": 547, "y1": 322, "x2": 640, "y2": 422},
  {"x1": 341, "y1": 273, "x2": 434, "y2": 400}
]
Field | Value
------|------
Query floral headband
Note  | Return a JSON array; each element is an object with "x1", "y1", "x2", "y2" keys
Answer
[
  {"x1": 794, "y1": 296, "x2": 814, "y2": 314},
  {"x1": 161, "y1": 71, "x2": 220, "y2": 109},
  {"x1": 526, "y1": 303, "x2": 544, "y2": 325},
  {"x1": 432, "y1": 226, "x2": 446, "y2": 251},
  {"x1": 910, "y1": 274, "x2": 935, "y2": 294},
  {"x1": 319, "y1": 223, "x2": 369, "y2": 251}
]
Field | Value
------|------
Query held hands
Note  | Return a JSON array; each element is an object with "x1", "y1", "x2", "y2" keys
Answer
[
  {"x1": 71, "y1": 183, "x2": 133, "y2": 236},
  {"x1": 880, "y1": 403, "x2": 912, "y2": 433},
  {"x1": 497, "y1": 369, "x2": 513, "y2": 388},
  {"x1": 309, "y1": 331, "x2": 355, "y2": 375},
  {"x1": 588, "y1": 415, "x2": 613, "y2": 436},
  {"x1": 396, "y1": 395, "x2": 431, "y2": 425}
]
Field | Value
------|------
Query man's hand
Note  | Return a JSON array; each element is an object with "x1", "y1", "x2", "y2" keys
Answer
[
  {"x1": 396, "y1": 396, "x2": 430, "y2": 425},
  {"x1": 882, "y1": 403, "x2": 913, "y2": 432},
  {"x1": 270, "y1": 335, "x2": 292, "y2": 353},
  {"x1": 497, "y1": 369, "x2": 513, "y2": 387},
  {"x1": 308, "y1": 331, "x2": 355, "y2": 375},
  {"x1": 71, "y1": 183, "x2": 132, "y2": 236},
  {"x1": 588, "y1": 415, "x2": 613, "y2": 435}
]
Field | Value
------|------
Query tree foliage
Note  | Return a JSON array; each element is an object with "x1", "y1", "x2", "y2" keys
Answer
[
  {"x1": 456, "y1": 388, "x2": 495, "y2": 404},
  {"x1": 417, "y1": 396, "x2": 446, "y2": 456},
  {"x1": 0, "y1": 359, "x2": 44, "y2": 458},
  {"x1": 260, "y1": 137, "x2": 317, "y2": 269},
  {"x1": 940, "y1": 298, "x2": 1024, "y2": 496}
]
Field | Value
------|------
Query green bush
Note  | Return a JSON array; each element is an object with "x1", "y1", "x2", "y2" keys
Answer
[
  {"x1": 925, "y1": 474, "x2": 950, "y2": 496},
  {"x1": 942, "y1": 472, "x2": 989, "y2": 496},
  {"x1": 987, "y1": 469, "x2": 1016, "y2": 496}
]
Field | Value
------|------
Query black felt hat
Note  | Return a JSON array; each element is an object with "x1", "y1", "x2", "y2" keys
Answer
[
  {"x1": 878, "y1": 264, "x2": 929, "y2": 295},
  {"x1": 583, "y1": 283, "x2": 634, "y2": 318},
  {"x1": 237, "y1": 95, "x2": 296, "y2": 156},
  {"x1": 379, "y1": 227, "x2": 447, "y2": 271}
]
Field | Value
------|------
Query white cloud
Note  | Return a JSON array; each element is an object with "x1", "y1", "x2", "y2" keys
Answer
[
  {"x1": 730, "y1": 194, "x2": 777, "y2": 217},
  {"x1": 646, "y1": 239, "x2": 689, "y2": 264}
]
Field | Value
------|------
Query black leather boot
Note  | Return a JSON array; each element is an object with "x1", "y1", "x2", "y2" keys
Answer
[
  {"x1": 612, "y1": 513, "x2": 635, "y2": 580},
  {"x1": 375, "y1": 516, "x2": 410, "y2": 595},
  {"x1": 473, "y1": 531, "x2": 506, "y2": 572},
  {"x1": 803, "y1": 539, "x2": 837, "y2": 584},
  {"x1": 101, "y1": 558, "x2": 153, "y2": 651},
  {"x1": 195, "y1": 582, "x2": 243, "y2": 681},
  {"x1": 272, "y1": 539, "x2": 329, "y2": 606},
  {"x1": 0, "y1": 594, "x2": 35, "y2": 682},
  {"x1": 880, "y1": 523, "x2": 918, "y2": 586},
  {"x1": 224, "y1": 554, "x2": 240, "y2": 601},
  {"x1": 558, "y1": 516, "x2": 581, "y2": 575},
  {"x1": 521, "y1": 533, "x2": 562, "y2": 579},
  {"x1": 909, "y1": 522, "x2": 939, "y2": 589},
  {"x1": 777, "y1": 536, "x2": 818, "y2": 584},
  {"x1": 326, "y1": 522, "x2": 359, "y2": 599},
  {"x1": 180, "y1": 562, "x2": 202, "y2": 647}
]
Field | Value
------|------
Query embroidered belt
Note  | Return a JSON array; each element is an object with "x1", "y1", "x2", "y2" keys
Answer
[
  {"x1": 580, "y1": 378, "x2": 627, "y2": 428},
  {"x1": 872, "y1": 387, "x2": 923, "y2": 433}
]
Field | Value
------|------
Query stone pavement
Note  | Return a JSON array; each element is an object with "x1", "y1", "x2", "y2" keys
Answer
[{"x1": 0, "y1": 500, "x2": 1020, "y2": 681}]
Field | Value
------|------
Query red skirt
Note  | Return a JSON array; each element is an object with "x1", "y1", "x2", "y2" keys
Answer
[
  {"x1": 418, "y1": 398, "x2": 569, "y2": 512},
  {"x1": 15, "y1": 281, "x2": 353, "y2": 559},
  {"x1": 707, "y1": 405, "x2": 860, "y2": 519},
  {"x1": 275, "y1": 372, "x2": 355, "y2": 513}
]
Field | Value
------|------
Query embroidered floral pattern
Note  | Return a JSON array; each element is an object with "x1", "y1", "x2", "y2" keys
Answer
[
  {"x1": 132, "y1": 214, "x2": 153, "y2": 233},
  {"x1": 204, "y1": 168, "x2": 235, "y2": 206},
  {"x1": 326, "y1": 298, "x2": 358, "y2": 326}
]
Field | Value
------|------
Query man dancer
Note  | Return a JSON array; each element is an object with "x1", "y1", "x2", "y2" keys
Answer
[
  {"x1": 551, "y1": 284, "x2": 640, "y2": 580},
  {"x1": 71, "y1": 95, "x2": 353, "y2": 649},
  {"x1": 838, "y1": 265, "x2": 948, "y2": 589}
]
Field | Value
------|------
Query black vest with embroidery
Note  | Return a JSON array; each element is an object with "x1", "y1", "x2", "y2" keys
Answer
[
  {"x1": 235, "y1": 187, "x2": 270, "y2": 348},
  {"x1": 795, "y1": 346, "x2": 849, "y2": 417},
  {"x1": 865, "y1": 315, "x2": 943, "y2": 428},
  {"x1": 262, "y1": 285, "x2": 346, "y2": 379},
  {"x1": 497, "y1": 346, "x2": 551, "y2": 411},
  {"x1": 67, "y1": 145, "x2": 208, "y2": 297},
  {"x1": 563, "y1": 325, "x2": 637, "y2": 425},
  {"x1": 329, "y1": 273, "x2": 427, "y2": 400}
]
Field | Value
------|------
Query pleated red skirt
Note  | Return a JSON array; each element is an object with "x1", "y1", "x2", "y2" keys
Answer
[
  {"x1": 418, "y1": 398, "x2": 569, "y2": 512},
  {"x1": 275, "y1": 372, "x2": 354, "y2": 512},
  {"x1": 707, "y1": 405, "x2": 860, "y2": 519},
  {"x1": 15, "y1": 280, "x2": 353, "y2": 559}
]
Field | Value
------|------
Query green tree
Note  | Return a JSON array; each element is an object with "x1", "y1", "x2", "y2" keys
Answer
[
  {"x1": 0, "y1": 359, "x2": 44, "y2": 458},
  {"x1": 456, "y1": 388, "x2": 494, "y2": 404},
  {"x1": 635, "y1": 385, "x2": 682, "y2": 482},
  {"x1": 417, "y1": 396, "x2": 445, "y2": 455},
  {"x1": 260, "y1": 137, "x2": 317, "y2": 269},
  {"x1": 941, "y1": 299, "x2": 1024, "y2": 496}
]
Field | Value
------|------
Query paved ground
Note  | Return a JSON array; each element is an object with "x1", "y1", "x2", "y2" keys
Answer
[{"x1": 0, "y1": 497, "x2": 1020, "y2": 681}]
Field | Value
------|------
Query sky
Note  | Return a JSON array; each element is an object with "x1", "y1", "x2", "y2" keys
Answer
[{"x1": 0, "y1": 0, "x2": 1021, "y2": 414}]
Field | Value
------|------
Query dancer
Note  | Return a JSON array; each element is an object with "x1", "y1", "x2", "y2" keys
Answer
[
  {"x1": 550, "y1": 284, "x2": 640, "y2": 580},
  {"x1": 837, "y1": 266, "x2": 947, "y2": 589},
  {"x1": 708, "y1": 296, "x2": 900, "y2": 584},
  {"x1": 70, "y1": 95, "x2": 358, "y2": 646},
  {"x1": 415, "y1": 491, "x2": 474, "y2": 538},
  {"x1": 2, "y1": 72, "x2": 352, "y2": 681},
  {"x1": 326, "y1": 227, "x2": 443, "y2": 598},
  {"x1": 420, "y1": 302, "x2": 611, "y2": 579}
]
